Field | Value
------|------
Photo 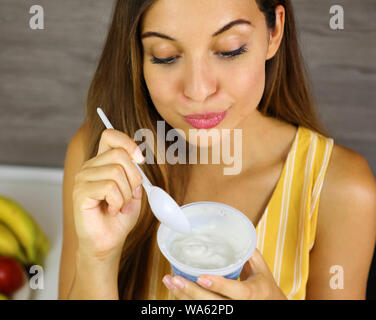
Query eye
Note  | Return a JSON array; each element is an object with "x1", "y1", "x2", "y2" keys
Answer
[
  {"x1": 150, "y1": 55, "x2": 177, "y2": 65},
  {"x1": 218, "y1": 44, "x2": 248, "y2": 59},
  {"x1": 150, "y1": 44, "x2": 248, "y2": 65}
]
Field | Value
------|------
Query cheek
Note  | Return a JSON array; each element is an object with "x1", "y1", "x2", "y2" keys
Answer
[
  {"x1": 143, "y1": 63, "x2": 176, "y2": 105},
  {"x1": 143, "y1": 66, "x2": 170, "y2": 106},
  {"x1": 143, "y1": 65, "x2": 180, "y2": 121},
  {"x1": 226, "y1": 58, "x2": 266, "y2": 115},
  {"x1": 143, "y1": 65, "x2": 183, "y2": 130}
]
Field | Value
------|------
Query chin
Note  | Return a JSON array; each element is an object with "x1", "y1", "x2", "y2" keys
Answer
[
  {"x1": 188, "y1": 141, "x2": 213, "y2": 151},
  {"x1": 185, "y1": 130, "x2": 224, "y2": 149}
]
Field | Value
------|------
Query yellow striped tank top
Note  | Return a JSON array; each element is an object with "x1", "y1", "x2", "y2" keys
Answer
[{"x1": 145, "y1": 125, "x2": 334, "y2": 300}]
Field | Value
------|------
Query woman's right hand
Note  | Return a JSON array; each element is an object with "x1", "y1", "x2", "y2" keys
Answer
[{"x1": 72, "y1": 128, "x2": 145, "y2": 261}]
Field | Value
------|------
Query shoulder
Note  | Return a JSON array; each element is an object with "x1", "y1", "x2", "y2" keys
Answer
[
  {"x1": 306, "y1": 143, "x2": 376, "y2": 298},
  {"x1": 59, "y1": 122, "x2": 89, "y2": 299},
  {"x1": 320, "y1": 143, "x2": 376, "y2": 211},
  {"x1": 63, "y1": 122, "x2": 90, "y2": 186},
  {"x1": 67, "y1": 122, "x2": 89, "y2": 155},
  {"x1": 318, "y1": 143, "x2": 376, "y2": 229},
  {"x1": 65, "y1": 122, "x2": 90, "y2": 166}
]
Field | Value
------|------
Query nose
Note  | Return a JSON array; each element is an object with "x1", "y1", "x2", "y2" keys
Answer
[{"x1": 183, "y1": 56, "x2": 217, "y2": 103}]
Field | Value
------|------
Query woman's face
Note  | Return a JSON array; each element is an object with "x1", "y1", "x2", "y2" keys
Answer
[{"x1": 141, "y1": 0, "x2": 281, "y2": 147}]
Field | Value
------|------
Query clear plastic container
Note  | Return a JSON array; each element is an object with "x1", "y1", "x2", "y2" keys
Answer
[{"x1": 157, "y1": 201, "x2": 257, "y2": 282}]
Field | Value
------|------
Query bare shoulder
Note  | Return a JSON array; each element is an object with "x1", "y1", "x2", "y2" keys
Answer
[
  {"x1": 66, "y1": 122, "x2": 90, "y2": 160},
  {"x1": 306, "y1": 143, "x2": 376, "y2": 299},
  {"x1": 59, "y1": 121, "x2": 89, "y2": 299},
  {"x1": 321, "y1": 143, "x2": 376, "y2": 208},
  {"x1": 63, "y1": 121, "x2": 91, "y2": 192}
]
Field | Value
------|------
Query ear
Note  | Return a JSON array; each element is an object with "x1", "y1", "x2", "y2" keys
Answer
[{"x1": 266, "y1": 5, "x2": 285, "y2": 60}]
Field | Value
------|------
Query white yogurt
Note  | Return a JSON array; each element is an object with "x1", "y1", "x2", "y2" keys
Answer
[
  {"x1": 169, "y1": 232, "x2": 237, "y2": 269},
  {"x1": 167, "y1": 203, "x2": 252, "y2": 270}
]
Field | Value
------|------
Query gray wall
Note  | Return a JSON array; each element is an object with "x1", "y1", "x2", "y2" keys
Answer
[
  {"x1": 294, "y1": 0, "x2": 376, "y2": 174},
  {"x1": 0, "y1": 0, "x2": 113, "y2": 166},
  {"x1": 0, "y1": 0, "x2": 375, "y2": 172}
]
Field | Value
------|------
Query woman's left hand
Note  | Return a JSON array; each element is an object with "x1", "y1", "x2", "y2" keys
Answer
[{"x1": 162, "y1": 249, "x2": 287, "y2": 300}]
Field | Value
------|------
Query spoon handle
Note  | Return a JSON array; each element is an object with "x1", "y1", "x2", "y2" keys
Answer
[
  {"x1": 96, "y1": 107, "x2": 152, "y2": 193},
  {"x1": 133, "y1": 162, "x2": 152, "y2": 194}
]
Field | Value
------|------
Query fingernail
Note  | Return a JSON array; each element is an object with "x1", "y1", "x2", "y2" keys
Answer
[
  {"x1": 197, "y1": 277, "x2": 212, "y2": 287},
  {"x1": 172, "y1": 276, "x2": 185, "y2": 289},
  {"x1": 162, "y1": 275, "x2": 174, "y2": 290},
  {"x1": 133, "y1": 147, "x2": 145, "y2": 164},
  {"x1": 133, "y1": 186, "x2": 142, "y2": 199}
]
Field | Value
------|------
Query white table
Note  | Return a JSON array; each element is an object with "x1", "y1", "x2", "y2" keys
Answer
[{"x1": 0, "y1": 164, "x2": 63, "y2": 300}]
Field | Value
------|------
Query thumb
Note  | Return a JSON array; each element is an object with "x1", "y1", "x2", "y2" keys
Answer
[{"x1": 240, "y1": 248, "x2": 270, "y2": 280}]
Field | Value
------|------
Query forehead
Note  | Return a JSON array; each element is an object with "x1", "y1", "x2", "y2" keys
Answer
[{"x1": 141, "y1": 0, "x2": 262, "y2": 35}]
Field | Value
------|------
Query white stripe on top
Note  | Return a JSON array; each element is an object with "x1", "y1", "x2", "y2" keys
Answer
[
  {"x1": 273, "y1": 129, "x2": 299, "y2": 285},
  {"x1": 288, "y1": 133, "x2": 317, "y2": 299}
]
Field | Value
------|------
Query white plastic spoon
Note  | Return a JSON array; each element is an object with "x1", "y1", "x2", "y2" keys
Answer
[{"x1": 96, "y1": 107, "x2": 191, "y2": 234}]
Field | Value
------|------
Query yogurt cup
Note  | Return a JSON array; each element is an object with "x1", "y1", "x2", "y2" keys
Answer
[{"x1": 157, "y1": 201, "x2": 257, "y2": 282}]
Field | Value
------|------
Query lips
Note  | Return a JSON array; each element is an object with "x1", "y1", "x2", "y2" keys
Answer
[{"x1": 183, "y1": 110, "x2": 227, "y2": 129}]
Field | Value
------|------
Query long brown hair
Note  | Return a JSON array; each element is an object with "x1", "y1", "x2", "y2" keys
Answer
[{"x1": 84, "y1": 0, "x2": 329, "y2": 299}]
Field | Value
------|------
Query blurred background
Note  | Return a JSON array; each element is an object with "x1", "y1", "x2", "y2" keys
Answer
[{"x1": 0, "y1": 0, "x2": 375, "y2": 299}]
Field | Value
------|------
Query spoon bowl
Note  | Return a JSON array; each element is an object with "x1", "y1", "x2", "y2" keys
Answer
[{"x1": 148, "y1": 186, "x2": 191, "y2": 234}]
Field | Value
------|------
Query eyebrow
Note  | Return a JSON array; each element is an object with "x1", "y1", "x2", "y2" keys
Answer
[{"x1": 141, "y1": 18, "x2": 252, "y2": 41}]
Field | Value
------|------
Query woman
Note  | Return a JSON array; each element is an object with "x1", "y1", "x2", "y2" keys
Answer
[{"x1": 59, "y1": 0, "x2": 376, "y2": 300}]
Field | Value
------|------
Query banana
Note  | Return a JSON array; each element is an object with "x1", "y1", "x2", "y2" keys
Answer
[
  {"x1": 0, "y1": 293, "x2": 8, "y2": 300},
  {"x1": 0, "y1": 223, "x2": 27, "y2": 264},
  {"x1": 30, "y1": 218, "x2": 50, "y2": 266},
  {"x1": 0, "y1": 195, "x2": 47, "y2": 264}
]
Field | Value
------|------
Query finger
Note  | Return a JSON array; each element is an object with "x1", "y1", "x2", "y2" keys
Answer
[
  {"x1": 250, "y1": 248, "x2": 272, "y2": 274},
  {"x1": 161, "y1": 275, "x2": 191, "y2": 300},
  {"x1": 240, "y1": 262, "x2": 250, "y2": 281},
  {"x1": 240, "y1": 258, "x2": 256, "y2": 281},
  {"x1": 243, "y1": 249, "x2": 273, "y2": 279},
  {"x1": 76, "y1": 164, "x2": 133, "y2": 211},
  {"x1": 196, "y1": 275, "x2": 253, "y2": 300},
  {"x1": 97, "y1": 129, "x2": 144, "y2": 163},
  {"x1": 81, "y1": 148, "x2": 143, "y2": 198},
  {"x1": 76, "y1": 180, "x2": 124, "y2": 216},
  {"x1": 163, "y1": 275, "x2": 226, "y2": 300}
]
